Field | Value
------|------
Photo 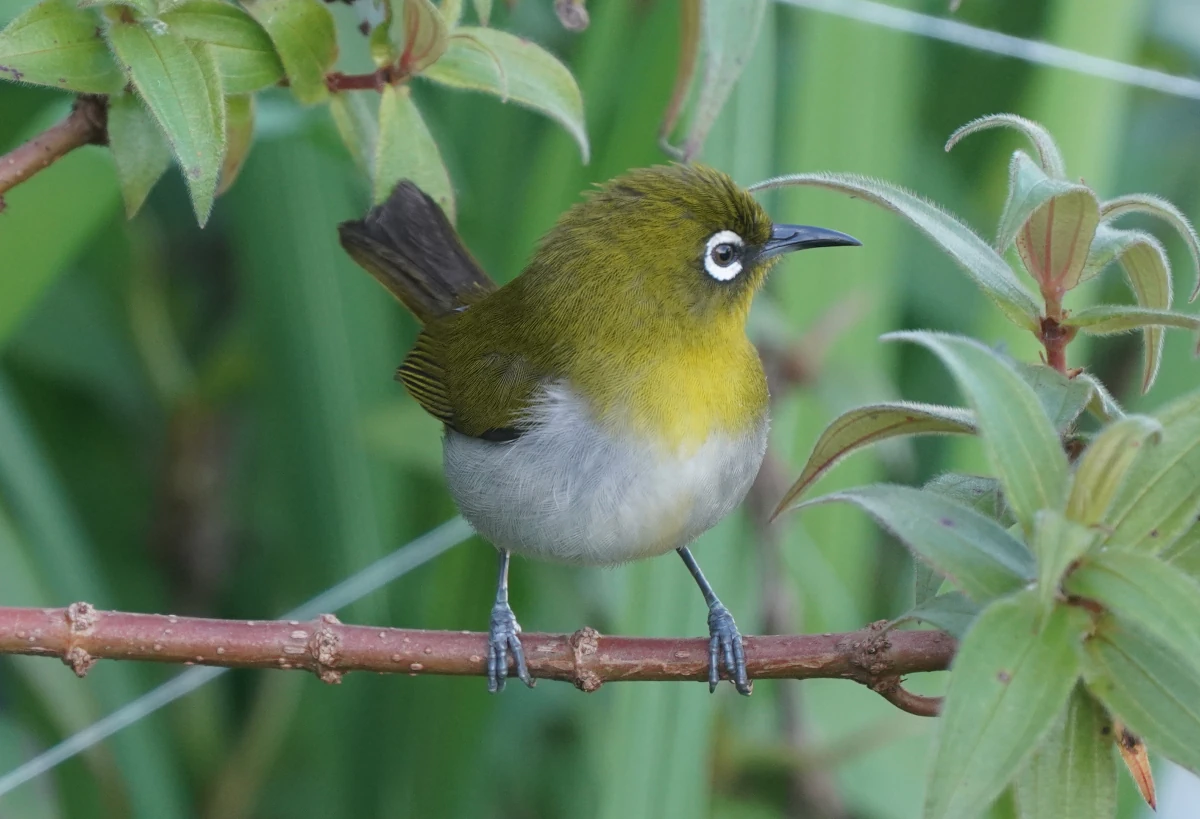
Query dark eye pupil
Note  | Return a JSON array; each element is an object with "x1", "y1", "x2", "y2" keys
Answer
[{"x1": 713, "y1": 244, "x2": 735, "y2": 265}]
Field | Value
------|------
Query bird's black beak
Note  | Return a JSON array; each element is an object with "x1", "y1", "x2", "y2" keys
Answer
[{"x1": 760, "y1": 224, "x2": 861, "y2": 260}]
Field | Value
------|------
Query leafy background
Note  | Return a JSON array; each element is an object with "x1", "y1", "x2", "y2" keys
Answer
[{"x1": 1, "y1": 0, "x2": 1199, "y2": 816}]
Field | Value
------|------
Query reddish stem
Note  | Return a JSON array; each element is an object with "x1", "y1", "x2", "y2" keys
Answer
[{"x1": 0, "y1": 95, "x2": 107, "y2": 204}]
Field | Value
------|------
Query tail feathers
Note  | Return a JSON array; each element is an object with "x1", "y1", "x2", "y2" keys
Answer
[{"x1": 338, "y1": 181, "x2": 496, "y2": 324}]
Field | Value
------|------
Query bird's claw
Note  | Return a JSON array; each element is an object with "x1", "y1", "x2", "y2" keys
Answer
[
  {"x1": 487, "y1": 601, "x2": 534, "y2": 693},
  {"x1": 707, "y1": 602, "x2": 751, "y2": 695}
]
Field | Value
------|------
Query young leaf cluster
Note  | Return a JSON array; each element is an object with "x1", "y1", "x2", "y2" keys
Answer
[
  {"x1": 0, "y1": 0, "x2": 587, "y2": 224},
  {"x1": 752, "y1": 113, "x2": 1200, "y2": 391}
]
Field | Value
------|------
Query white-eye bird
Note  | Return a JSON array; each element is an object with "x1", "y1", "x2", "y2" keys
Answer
[{"x1": 338, "y1": 164, "x2": 860, "y2": 693}]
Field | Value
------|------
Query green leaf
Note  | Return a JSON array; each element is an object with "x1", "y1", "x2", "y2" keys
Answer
[
  {"x1": 750, "y1": 174, "x2": 1041, "y2": 331},
  {"x1": 1102, "y1": 192, "x2": 1200, "y2": 303},
  {"x1": 472, "y1": 0, "x2": 491, "y2": 25},
  {"x1": 671, "y1": 0, "x2": 767, "y2": 160},
  {"x1": 1078, "y1": 227, "x2": 1173, "y2": 391},
  {"x1": 775, "y1": 401, "x2": 975, "y2": 516},
  {"x1": 106, "y1": 90, "x2": 172, "y2": 218},
  {"x1": 423, "y1": 28, "x2": 589, "y2": 162},
  {"x1": 1106, "y1": 389, "x2": 1200, "y2": 553},
  {"x1": 217, "y1": 94, "x2": 253, "y2": 195},
  {"x1": 1163, "y1": 523, "x2": 1200, "y2": 582},
  {"x1": 0, "y1": 0, "x2": 123, "y2": 92},
  {"x1": 159, "y1": 0, "x2": 284, "y2": 94},
  {"x1": 1075, "y1": 372, "x2": 1123, "y2": 424},
  {"x1": 885, "y1": 332, "x2": 1070, "y2": 534},
  {"x1": 374, "y1": 84, "x2": 454, "y2": 219},
  {"x1": 1064, "y1": 304, "x2": 1199, "y2": 342},
  {"x1": 945, "y1": 113, "x2": 1067, "y2": 179},
  {"x1": 1031, "y1": 510, "x2": 1096, "y2": 620},
  {"x1": 658, "y1": 0, "x2": 698, "y2": 155},
  {"x1": 997, "y1": 151, "x2": 1098, "y2": 292},
  {"x1": 1080, "y1": 616, "x2": 1200, "y2": 775},
  {"x1": 997, "y1": 152, "x2": 1096, "y2": 270},
  {"x1": 440, "y1": 0, "x2": 463, "y2": 27},
  {"x1": 924, "y1": 473, "x2": 1005, "y2": 520},
  {"x1": 329, "y1": 89, "x2": 377, "y2": 175},
  {"x1": 894, "y1": 591, "x2": 979, "y2": 639},
  {"x1": 393, "y1": 0, "x2": 448, "y2": 74},
  {"x1": 1066, "y1": 415, "x2": 1162, "y2": 526},
  {"x1": 105, "y1": 17, "x2": 227, "y2": 225},
  {"x1": 796, "y1": 484, "x2": 1033, "y2": 602},
  {"x1": 243, "y1": 0, "x2": 336, "y2": 104},
  {"x1": 926, "y1": 591, "x2": 1087, "y2": 819},
  {"x1": 1066, "y1": 550, "x2": 1200, "y2": 673},
  {"x1": 1014, "y1": 687, "x2": 1116, "y2": 819},
  {"x1": 78, "y1": 0, "x2": 156, "y2": 20},
  {"x1": 1014, "y1": 362, "x2": 1092, "y2": 432}
]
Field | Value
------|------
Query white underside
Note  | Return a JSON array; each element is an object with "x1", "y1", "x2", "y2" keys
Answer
[{"x1": 443, "y1": 383, "x2": 769, "y2": 566}]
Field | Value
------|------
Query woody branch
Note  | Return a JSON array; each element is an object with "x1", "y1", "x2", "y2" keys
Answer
[{"x1": 0, "y1": 604, "x2": 952, "y2": 717}]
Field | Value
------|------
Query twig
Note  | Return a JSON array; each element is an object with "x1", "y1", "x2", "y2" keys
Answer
[
  {"x1": 0, "y1": 95, "x2": 107, "y2": 205},
  {"x1": 0, "y1": 604, "x2": 956, "y2": 715}
]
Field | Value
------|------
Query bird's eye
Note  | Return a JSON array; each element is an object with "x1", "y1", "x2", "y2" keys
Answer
[{"x1": 703, "y1": 230, "x2": 745, "y2": 282}]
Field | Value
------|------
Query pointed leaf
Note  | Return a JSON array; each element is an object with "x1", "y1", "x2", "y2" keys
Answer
[
  {"x1": 1079, "y1": 227, "x2": 1172, "y2": 391},
  {"x1": 750, "y1": 174, "x2": 1041, "y2": 331},
  {"x1": 105, "y1": 17, "x2": 226, "y2": 225},
  {"x1": 1064, "y1": 305, "x2": 1199, "y2": 349},
  {"x1": 1106, "y1": 389, "x2": 1200, "y2": 553},
  {"x1": 1102, "y1": 193, "x2": 1200, "y2": 302},
  {"x1": 1014, "y1": 687, "x2": 1116, "y2": 819},
  {"x1": 329, "y1": 89, "x2": 377, "y2": 175},
  {"x1": 1031, "y1": 510, "x2": 1096, "y2": 620},
  {"x1": 1066, "y1": 550, "x2": 1200, "y2": 672},
  {"x1": 1014, "y1": 362, "x2": 1092, "y2": 432},
  {"x1": 1080, "y1": 616, "x2": 1200, "y2": 776},
  {"x1": 1066, "y1": 415, "x2": 1162, "y2": 526},
  {"x1": 1076, "y1": 373, "x2": 1123, "y2": 424},
  {"x1": 472, "y1": 0, "x2": 491, "y2": 25},
  {"x1": 1163, "y1": 523, "x2": 1200, "y2": 582},
  {"x1": 159, "y1": 0, "x2": 284, "y2": 94},
  {"x1": 894, "y1": 591, "x2": 979, "y2": 639},
  {"x1": 945, "y1": 113, "x2": 1067, "y2": 179},
  {"x1": 795, "y1": 484, "x2": 1033, "y2": 602},
  {"x1": 243, "y1": 0, "x2": 336, "y2": 104},
  {"x1": 392, "y1": 0, "x2": 447, "y2": 75},
  {"x1": 925, "y1": 591, "x2": 1087, "y2": 819},
  {"x1": 774, "y1": 401, "x2": 975, "y2": 516},
  {"x1": 1111, "y1": 722, "x2": 1156, "y2": 812},
  {"x1": 374, "y1": 84, "x2": 454, "y2": 220},
  {"x1": 675, "y1": 0, "x2": 767, "y2": 160},
  {"x1": 423, "y1": 28, "x2": 588, "y2": 161},
  {"x1": 996, "y1": 151, "x2": 1092, "y2": 255},
  {"x1": 440, "y1": 0, "x2": 462, "y2": 27},
  {"x1": 885, "y1": 332, "x2": 1070, "y2": 533},
  {"x1": 1009, "y1": 164, "x2": 1099, "y2": 293},
  {"x1": 216, "y1": 94, "x2": 253, "y2": 195},
  {"x1": 106, "y1": 90, "x2": 172, "y2": 217},
  {"x1": 924, "y1": 473, "x2": 1004, "y2": 520},
  {"x1": 0, "y1": 0, "x2": 122, "y2": 92}
]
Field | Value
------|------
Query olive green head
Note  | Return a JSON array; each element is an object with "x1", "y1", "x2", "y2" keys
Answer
[{"x1": 525, "y1": 163, "x2": 859, "y2": 324}]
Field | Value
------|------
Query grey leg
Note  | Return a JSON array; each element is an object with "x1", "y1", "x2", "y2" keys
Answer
[
  {"x1": 678, "y1": 547, "x2": 751, "y2": 695},
  {"x1": 487, "y1": 549, "x2": 534, "y2": 692}
]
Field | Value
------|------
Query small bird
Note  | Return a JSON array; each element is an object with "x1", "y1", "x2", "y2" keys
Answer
[{"x1": 338, "y1": 164, "x2": 859, "y2": 694}]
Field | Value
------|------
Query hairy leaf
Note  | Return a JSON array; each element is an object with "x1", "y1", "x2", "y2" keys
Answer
[
  {"x1": 750, "y1": 174, "x2": 1041, "y2": 331},
  {"x1": 217, "y1": 94, "x2": 253, "y2": 195},
  {"x1": 775, "y1": 402, "x2": 975, "y2": 517},
  {"x1": 1014, "y1": 362, "x2": 1092, "y2": 432},
  {"x1": 1031, "y1": 510, "x2": 1096, "y2": 620},
  {"x1": 160, "y1": 0, "x2": 284, "y2": 94},
  {"x1": 391, "y1": 0, "x2": 447, "y2": 75},
  {"x1": 926, "y1": 591, "x2": 1087, "y2": 819},
  {"x1": 1102, "y1": 193, "x2": 1200, "y2": 303},
  {"x1": 374, "y1": 85, "x2": 454, "y2": 219},
  {"x1": 244, "y1": 0, "x2": 336, "y2": 104},
  {"x1": 1064, "y1": 305, "x2": 1199, "y2": 350},
  {"x1": 105, "y1": 17, "x2": 226, "y2": 225},
  {"x1": 945, "y1": 113, "x2": 1067, "y2": 179},
  {"x1": 0, "y1": 0, "x2": 122, "y2": 93},
  {"x1": 886, "y1": 332, "x2": 1070, "y2": 534},
  {"x1": 106, "y1": 90, "x2": 172, "y2": 218},
  {"x1": 1075, "y1": 372, "x2": 1123, "y2": 424},
  {"x1": 796, "y1": 484, "x2": 1033, "y2": 601},
  {"x1": 1066, "y1": 415, "x2": 1162, "y2": 526},
  {"x1": 894, "y1": 591, "x2": 979, "y2": 639},
  {"x1": 329, "y1": 90, "x2": 377, "y2": 175},
  {"x1": 1007, "y1": 158, "x2": 1098, "y2": 293}
]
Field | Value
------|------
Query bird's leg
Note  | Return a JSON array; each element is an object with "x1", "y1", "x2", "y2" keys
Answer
[
  {"x1": 677, "y1": 547, "x2": 751, "y2": 695},
  {"x1": 487, "y1": 549, "x2": 534, "y2": 692}
]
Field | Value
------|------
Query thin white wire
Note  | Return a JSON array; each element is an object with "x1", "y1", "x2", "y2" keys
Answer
[
  {"x1": 779, "y1": 0, "x2": 1200, "y2": 101},
  {"x1": 0, "y1": 515, "x2": 474, "y2": 798}
]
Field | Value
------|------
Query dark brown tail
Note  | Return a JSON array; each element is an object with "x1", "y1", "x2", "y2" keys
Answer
[{"x1": 338, "y1": 181, "x2": 496, "y2": 324}]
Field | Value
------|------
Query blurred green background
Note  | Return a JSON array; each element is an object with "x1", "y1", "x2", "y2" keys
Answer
[{"x1": 1, "y1": 0, "x2": 1199, "y2": 816}]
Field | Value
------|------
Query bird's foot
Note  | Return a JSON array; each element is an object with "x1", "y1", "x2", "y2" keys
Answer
[
  {"x1": 487, "y1": 600, "x2": 534, "y2": 693},
  {"x1": 707, "y1": 602, "x2": 751, "y2": 695}
]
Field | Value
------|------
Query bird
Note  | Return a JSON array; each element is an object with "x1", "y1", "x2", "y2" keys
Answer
[{"x1": 338, "y1": 164, "x2": 860, "y2": 694}]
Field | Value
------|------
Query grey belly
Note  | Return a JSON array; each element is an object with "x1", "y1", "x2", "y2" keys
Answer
[{"x1": 442, "y1": 384, "x2": 769, "y2": 566}]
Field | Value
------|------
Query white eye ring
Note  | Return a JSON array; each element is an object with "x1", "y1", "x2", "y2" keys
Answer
[{"x1": 704, "y1": 230, "x2": 744, "y2": 281}]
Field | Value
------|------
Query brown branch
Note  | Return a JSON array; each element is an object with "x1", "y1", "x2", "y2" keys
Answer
[
  {"x1": 0, "y1": 95, "x2": 107, "y2": 206},
  {"x1": 0, "y1": 604, "x2": 955, "y2": 715}
]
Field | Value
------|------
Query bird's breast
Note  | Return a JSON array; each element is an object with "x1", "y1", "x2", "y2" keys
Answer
[{"x1": 443, "y1": 382, "x2": 769, "y2": 565}]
